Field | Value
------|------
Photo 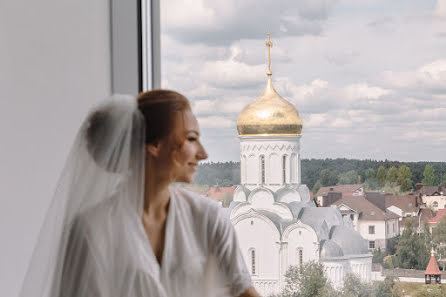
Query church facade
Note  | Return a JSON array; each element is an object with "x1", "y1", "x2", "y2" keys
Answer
[{"x1": 229, "y1": 34, "x2": 372, "y2": 296}]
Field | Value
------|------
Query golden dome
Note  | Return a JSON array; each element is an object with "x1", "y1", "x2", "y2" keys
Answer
[
  {"x1": 237, "y1": 76, "x2": 303, "y2": 136},
  {"x1": 237, "y1": 33, "x2": 302, "y2": 136}
]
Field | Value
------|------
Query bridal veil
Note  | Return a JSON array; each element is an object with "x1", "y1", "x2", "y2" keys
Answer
[{"x1": 19, "y1": 95, "x2": 151, "y2": 297}]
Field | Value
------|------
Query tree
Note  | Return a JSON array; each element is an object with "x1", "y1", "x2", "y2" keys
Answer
[
  {"x1": 342, "y1": 274, "x2": 373, "y2": 297},
  {"x1": 373, "y1": 277, "x2": 399, "y2": 297},
  {"x1": 338, "y1": 170, "x2": 360, "y2": 185},
  {"x1": 422, "y1": 164, "x2": 436, "y2": 186},
  {"x1": 365, "y1": 168, "x2": 377, "y2": 190},
  {"x1": 312, "y1": 180, "x2": 323, "y2": 196},
  {"x1": 386, "y1": 166, "x2": 398, "y2": 184},
  {"x1": 432, "y1": 215, "x2": 446, "y2": 261},
  {"x1": 397, "y1": 165, "x2": 412, "y2": 192},
  {"x1": 279, "y1": 262, "x2": 332, "y2": 297},
  {"x1": 320, "y1": 169, "x2": 339, "y2": 186},
  {"x1": 376, "y1": 166, "x2": 387, "y2": 188},
  {"x1": 372, "y1": 248, "x2": 384, "y2": 264},
  {"x1": 395, "y1": 218, "x2": 429, "y2": 269}
]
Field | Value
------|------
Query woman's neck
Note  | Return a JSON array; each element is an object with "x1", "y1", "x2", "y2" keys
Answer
[{"x1": 143, "y1": 160, "x2": 171, "y2": 218}]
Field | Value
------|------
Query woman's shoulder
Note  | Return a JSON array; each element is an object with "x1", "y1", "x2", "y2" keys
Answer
[{"x1": 74, "y1": 195, "x2": 121, "y2": 232}]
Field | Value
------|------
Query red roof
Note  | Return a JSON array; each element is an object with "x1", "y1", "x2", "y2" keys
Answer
[
  {"x1": 316, "y1": 184, "x2": 364, "y2": 197},
  {"x1": 205, "y1": 186, "x2": 236, "y2": 201},
  {"x1": 428, "y1": 209, "x2": 446, "y2": 225},
  {"x1": 425, "y1": 254, "x2": 442, "y2": 275}
]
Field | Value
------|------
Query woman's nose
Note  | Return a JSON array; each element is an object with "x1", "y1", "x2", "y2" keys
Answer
[{"x1": 197, "y1": 143, "x2": 208, "y2": 160}]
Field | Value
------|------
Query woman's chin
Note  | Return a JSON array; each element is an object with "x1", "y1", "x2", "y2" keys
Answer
[{"x1": 174, "y1": 175, "x2": 194, "y2": 184}]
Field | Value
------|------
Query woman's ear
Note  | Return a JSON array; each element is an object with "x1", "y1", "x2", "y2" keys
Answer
[{"x1": 146, "y1": 142, "x2": 161, "y2": 157}]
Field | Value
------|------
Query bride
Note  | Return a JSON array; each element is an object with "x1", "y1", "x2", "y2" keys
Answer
[{"x1": 19, "y1": 90, "x2": 260, "y2": 297}]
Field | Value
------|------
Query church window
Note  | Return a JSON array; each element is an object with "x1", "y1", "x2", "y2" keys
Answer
[
  {"x1": 282, "y1": 155, "x2": 286, "y2": 184},
  {"x1": 290, "y1": 154, "x2": 296, "y2": 183},
  {"x1": 369, "y1": 241, "x2": 375, "y2": 249},
  {"x1": 251, "y1": 220, "x2": 254, "y2": 225},
  {"x1": 249, "y1": 249, "x2": 256, "y2": 275},
  {"x1": 393, "y1": 222, "x2": 396, "y2": 233},
  {"x1": 260, "y1": 155, "x2": 265, "y2": 184},
  {"x1": 297, "y1": 248, "x2": 303, "y2": 267},
  {"x1": 433, "y1": 201, "x2": 438, "y2": 207},
  {"x1": 369, "y1": 225, "x2": 375, "y2": 234}
]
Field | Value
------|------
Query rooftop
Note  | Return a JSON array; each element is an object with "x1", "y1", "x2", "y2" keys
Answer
[
  {"x1": 316, "y1": 184, "x2": 364, "y2": 197},
  {"x1": 333, "y1": 195, "x2": 400, "y2": 221},
  {"x1": 428, "y1": 209, "x2": 446, "y2": 225}
]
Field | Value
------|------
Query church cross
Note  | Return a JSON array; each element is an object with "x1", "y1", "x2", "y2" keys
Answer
[{"x1": 266, "y1": 32, "x2": 273, "y2": 75}]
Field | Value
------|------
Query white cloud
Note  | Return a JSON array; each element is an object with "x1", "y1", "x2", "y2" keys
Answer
[
  {"x1": 192, "y1": 99, "x2": 217, "y2": 114},
  {"x1": 342, "y1": 83, "x2": 391, "y2": 101},
  {"x1": 199, "y1": 56, "x2": 265, "y2": 88},
  {"x1": 381, "y1": 59, "x2": 446, "y2": 91},
  {"x1": 325, "y1": 50, "x2": 360, "y2": 66},
  {"x1": 197, "y1": 116, "x2": 234, "y2": 129},
  {"x1": 161, "y1": 0, "x2": 339, "y2": 45}
]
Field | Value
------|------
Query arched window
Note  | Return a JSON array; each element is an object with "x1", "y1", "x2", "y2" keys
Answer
[
  {"x1": 297, "y1": 248, "x2": 303, "y2": 267},
  {"x1": 260, "y1": 155, "x2": 265, "y2": 184},
  {"x1": 249, "y1": 248, "x2": 256, "y2": 275},
  {"x1": 290, "y1": 153, "x2": 296, "y2": 183},
  {"x1": 433, "y1": 201, "x2": 438, "y2": 207},
  {"x1": 282, "y1": 155, "x2": 287, "y2": 184}
]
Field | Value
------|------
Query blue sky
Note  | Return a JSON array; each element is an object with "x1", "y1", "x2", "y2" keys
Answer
[{"x1": 161, "y1": 0, "x2": 446, "y2": 162}]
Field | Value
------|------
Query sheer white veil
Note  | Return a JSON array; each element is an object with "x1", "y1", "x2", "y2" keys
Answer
[{"x1": 19, "y1": 95, "x2": 157, "y2": 297}]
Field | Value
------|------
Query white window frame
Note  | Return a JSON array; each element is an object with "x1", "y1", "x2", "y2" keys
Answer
[{"x1": 111, "y1": 0, "x2": 160, "y2": 94}]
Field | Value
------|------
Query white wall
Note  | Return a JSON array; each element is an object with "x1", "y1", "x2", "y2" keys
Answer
[
  {"x1": 358, "y1": 220, "x2": 386, "y2": 242},
  {"x1": 0, "y1": 2, "x2": 111, "y2": 296},
  {"x1": 423, "y1": 195, "x2": 446, "y2": 210}
]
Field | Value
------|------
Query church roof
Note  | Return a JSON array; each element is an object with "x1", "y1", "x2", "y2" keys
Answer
[
  {"x1": 320, "y1": 240, "x2": 344, "y2": 258},
  {"x1": 329, "y1": 225, "x2": 369, "y2": 256},
  {"x1": 425, "y1": 250, "x2": 442, "y2": 275},
  {"x1": 237, "y1": 34, "x2": 302, "y2": 137}
]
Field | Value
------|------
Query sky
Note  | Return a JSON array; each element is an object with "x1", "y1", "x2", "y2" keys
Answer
[{"x1": 160, "y1": 0, "x2": 446, "y2": 162}]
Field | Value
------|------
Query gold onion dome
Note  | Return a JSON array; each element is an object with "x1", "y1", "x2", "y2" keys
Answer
[{"x1": 237, "y1": 33, "x2": 303, "y2": 136}]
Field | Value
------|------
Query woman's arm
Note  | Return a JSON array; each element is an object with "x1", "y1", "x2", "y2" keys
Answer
[{"x1": 239, "y1": 287, "x2": 262, "y2": 297}]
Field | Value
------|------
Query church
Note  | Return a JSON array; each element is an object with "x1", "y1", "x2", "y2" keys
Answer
[{"x1": 229, "y1": 34, "x2": 372, "y2": 296}]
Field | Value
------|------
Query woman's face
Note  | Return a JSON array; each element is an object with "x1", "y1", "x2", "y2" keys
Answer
[{"x1": 171, "y1": 109, "x2": 208, "y2": 183}]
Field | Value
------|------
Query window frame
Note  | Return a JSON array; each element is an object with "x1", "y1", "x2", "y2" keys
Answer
[
  {"x1": 111, "y1": 0, "x2": 160, "y2": 95},
  {"x1": 248, "y1": 248, "x2": 258, "y2": 275},
  {"x1": 260, "y1": 155, "x2": 265, "y2": 184}
]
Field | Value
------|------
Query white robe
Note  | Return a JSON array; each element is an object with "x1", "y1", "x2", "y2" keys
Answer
[{"x1": 60, "y1": 186, "x2": 252, "y2": 297}]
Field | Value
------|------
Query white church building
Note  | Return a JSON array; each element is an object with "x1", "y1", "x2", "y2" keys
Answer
[{"x1": 229, "y1": 35, "x2": 372, "y2": 296}]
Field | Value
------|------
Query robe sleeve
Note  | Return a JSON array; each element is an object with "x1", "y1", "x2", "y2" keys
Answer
[
  {"x1": 57, "y1": 216, "x2": 109, "y2": 297},
  {"x1": 207, "y1": 204, "x2": 253, "y2": 297}
]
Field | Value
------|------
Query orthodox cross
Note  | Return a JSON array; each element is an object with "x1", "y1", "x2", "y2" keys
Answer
[{"x1": 266, "y1": 32, "x2": 273, "y2": 75}]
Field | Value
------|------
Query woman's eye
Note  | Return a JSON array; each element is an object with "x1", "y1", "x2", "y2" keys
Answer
[{"x1": 188, "y1": 137, "x2": 197, "y2": 142}]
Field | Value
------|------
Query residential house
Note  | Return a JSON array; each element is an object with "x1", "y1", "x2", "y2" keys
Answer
[
  {"x1": 416, "y1": 184, "x2": 446, "y2": 211},
  {"x1": 316, "y1": 184, "x2": 364, "y2": 207},
  {"x1": 205, "y1": 185, "x2": 237, "y2": 206},
  {"x1": 428, "y1": 209, "x2": 446, "y2": 233},
  {"x1": 332, "y1": 196, "x2": 400, "y2": 251}
]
